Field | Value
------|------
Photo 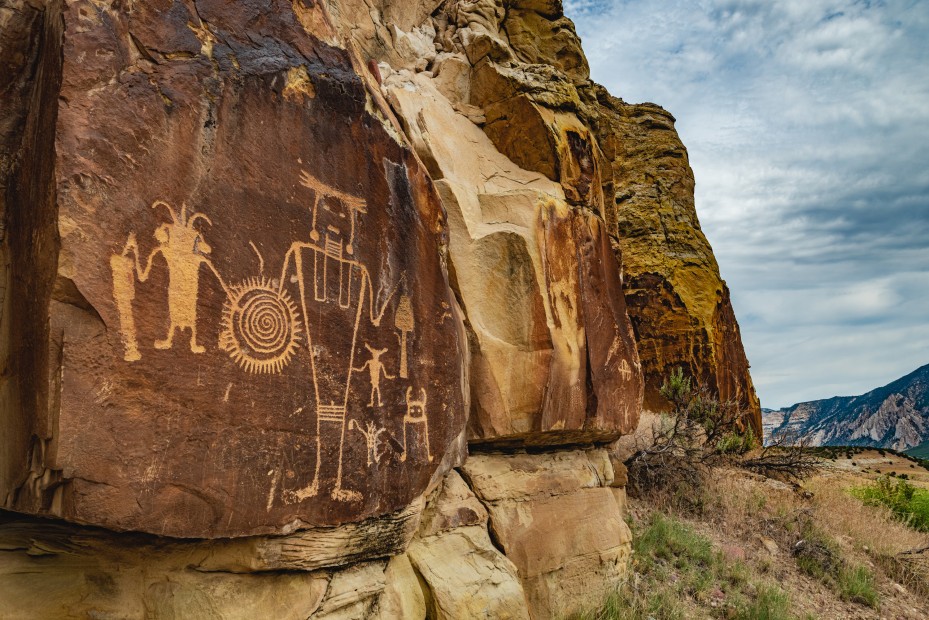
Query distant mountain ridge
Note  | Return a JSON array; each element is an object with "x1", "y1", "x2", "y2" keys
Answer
[{"x1": 763, "y1": 364, "x2": 929, "y2": 451}]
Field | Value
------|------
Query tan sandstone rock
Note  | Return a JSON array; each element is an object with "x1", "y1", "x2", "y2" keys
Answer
[
  {"x1": 378, "y1": 553, "x2": 427, "y2": 620},
  {"x1": 328, "y1": 0, "x2": 759, "y2": 436},
  {"x1": 386, "y1": 74, "x2": 641, "y2": 447},
  {"x1": 406, "y1": 470, "x2": 530, "y2": 619},
  {"x1": 461, "y1": 450, "x2": 632, "y2": 618},
  {"x1": 0, "y1": 512, "x2": 392, "y2": 619},
  {"x1": 593, "y1": 93, "x2": 762, "y2": 434}
]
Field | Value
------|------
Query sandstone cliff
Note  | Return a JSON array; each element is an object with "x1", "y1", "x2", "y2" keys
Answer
[
  {"x1": 0, "y1": 0, "x2": 757, "y2": 617},
  {"x1": 591, "y1": 93, "x2": 762, "y2": 434},
  {"x1": 324, "y1": 0, "x2": 760, "y2": 435}
]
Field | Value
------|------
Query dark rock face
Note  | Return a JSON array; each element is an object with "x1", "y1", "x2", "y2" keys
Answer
[{"x1": 2, "y1": 0, "x2": 465, "y2": 537}]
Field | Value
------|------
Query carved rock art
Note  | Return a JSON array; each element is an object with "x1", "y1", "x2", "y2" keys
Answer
[
  {"x1": 220, "y1": 277, "x2": 302, "y2": 375},
  {"x1": 355, "y1": 344, "x2": 395, "y2": 408},
  {"x1": 350, "y1": 420, "x2": 389, "y2": 466},
  {"x1": 394, "y1": 295, "x2": 414, "y2": 379},
  {"x1": 3, "y1": 0, "x2": 465, "y2": 538},
  {"x1": 111, "y1": 201, "x2": 225, "y2": 359},
  {"x1": 400, "y1": 387, "x2": 433, "y2": 464}
]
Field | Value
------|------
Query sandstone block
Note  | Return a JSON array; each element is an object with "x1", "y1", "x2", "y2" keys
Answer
[
  {"x1": 0, "y1": 512, "x2": 396, "y2": 620},
  {"x1": 378, "y1": 553, "x2": 427, "y2": 620},
  {"x1": 470, "y1": 58, "x2": 581, "y2": 112},
  {"x1": 417, "y1": 470, "x2": 488, "y2": 538},
  {"x1": 406, "y1": 469, "x2": 529, "y2": 620},
  {"x1": 482, "y1": 95, "x2": 606, "y2": 210},
  {"x1": 503, "y1": 8, "x2": 590, "y2": 83},
  {"x1": 433, "y1": 53, "x2": 473, "y2": 106},
  {"x1": 459, "y1": 450, "x2": 613, "y2": 501},
  {"x1": 313, "y1": 561, "x2": 387, "y2": 620},
  {"x1": 408, "y1": 526, "x2": 531, "y2": 620},
  {"x1": 2, "y1": 0, "x2": 466, "y2": 538},
  {"x1": 462, "y1": 450, "x2": 632, "y2": 619}
]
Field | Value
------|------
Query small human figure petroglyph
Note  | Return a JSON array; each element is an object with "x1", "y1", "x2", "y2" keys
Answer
[
  {"x1": 354, "y1": 344, "x2": 394, "y2": 407},
  {"x1": 349, "y1": 419, "x2": 388, "y2": 466},
  {"x1": 113, "y1": 201, "x2": 227, "y2": 358},
  {"x1": 619, "y1": 359, "x2": 632, "y2": 381},
  {"x1": 400, "y1": 386, "x2": 433, "y2": 463}
]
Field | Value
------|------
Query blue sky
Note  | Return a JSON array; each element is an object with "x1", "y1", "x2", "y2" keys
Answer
[{"x1": 565, "y1": 0, "x2": 929, "y2": 408}]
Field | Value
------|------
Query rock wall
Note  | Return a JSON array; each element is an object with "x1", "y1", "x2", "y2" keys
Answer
[
  {"x1": 592, "y1": 93, "x2": 762, "y2": 434},
  {"x1": 0, "y1": 0, "x2": 758, "y2": 618},
  {"x1": 326, "y1": 0, "x2": 760, "y2": 435}
]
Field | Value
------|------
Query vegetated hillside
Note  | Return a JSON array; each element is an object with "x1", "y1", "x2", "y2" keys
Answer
[
  {"x1": 573, "y1": 456, "x2": 929, "y2": 619},
  {"x1": 764, "y1": 364, "x2": 929, "y2": 451},
  {"x1": 908, "y1": 439, "x2": 929, "y2": 459}
]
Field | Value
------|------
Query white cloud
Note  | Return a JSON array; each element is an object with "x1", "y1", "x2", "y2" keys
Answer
[{"x1": 567, "y1": 0, "x2": 929, "y2": 408}]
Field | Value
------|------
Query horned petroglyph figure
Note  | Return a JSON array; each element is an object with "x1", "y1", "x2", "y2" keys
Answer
[
  {"x1": 354, "y1": 344, "x2": 394, "y2": 407},
  {"x1": 111, "y1": 201, "x2": 226, "y2": 360},
  {"x1": 400, "y1": 387, "x2": 433, "y2": 463}
]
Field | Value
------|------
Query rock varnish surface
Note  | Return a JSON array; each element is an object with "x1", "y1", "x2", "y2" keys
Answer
[{"x1": 2, "y1": 0, "x2": 465, "y2": 537}]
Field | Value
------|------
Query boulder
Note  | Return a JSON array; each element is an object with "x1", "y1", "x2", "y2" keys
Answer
[
  {"x1": 461, "y1": 450, "x2": 632, "y2": 618},
  {"x1": 503, "y1": 8, "x2": 590, "y2": 83},
  {"x1": 406, "y1": 471, "x2": 530, "y2": 620},
  {"x1": 1, "y1": 0, "x2": 466, "y2": 538},
  {"x1": 377, "y1": 553, "x2": 427, "y2": 620},
  {"x1": 481, "y1": 94, "x2": 606, "y2": 210}
]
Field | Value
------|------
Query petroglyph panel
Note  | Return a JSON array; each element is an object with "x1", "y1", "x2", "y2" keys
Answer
[{"x1": 4, "y1": 0, "x2": 465, "y2": 538}]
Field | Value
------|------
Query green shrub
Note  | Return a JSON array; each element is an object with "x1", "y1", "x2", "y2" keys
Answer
[
  {"x1": 792, "y1": 523, "x2": 842, "y2": 582},
  {"x1": 569, "y1": 513, "x2": 798, "y2": 619},
  {"x1": 789, "y1": 521, "x2": 881, "y2": 609},
  {"x1": 853, "y1": 475, "x2": 929, "y2": 532}
]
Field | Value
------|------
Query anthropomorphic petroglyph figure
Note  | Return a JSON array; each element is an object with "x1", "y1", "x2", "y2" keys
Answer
[
  {"x1": 115, "y1": 201, "x2": 226, "y2": 357},
  {"x1": 354, "y1": 344, "x2": 394, "y2": 407},
  {"x1": 619, "y1": 359, "x2": 632, "y2": 381},
  {"x1": 349, "y1": 419, "x2": 388, "y2": 466},
  {"x1": 284, "y1": 171, "x2": 398, "y2": 503},
  {"x1": 400, "y1": 387, "x2": 433, "y2": 463},
  {"x1": 111, "y1": 252, "x2": 141, "y2": 361}
]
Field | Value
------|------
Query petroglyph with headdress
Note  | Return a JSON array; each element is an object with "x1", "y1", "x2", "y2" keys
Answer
[{"x1": 110, "y1": 170, "x2": 439, "y2": 505}]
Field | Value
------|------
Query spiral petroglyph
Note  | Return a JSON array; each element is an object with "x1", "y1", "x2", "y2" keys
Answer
[{"x1": 220, "y1": 277, "x2": 301, "y2": 374}]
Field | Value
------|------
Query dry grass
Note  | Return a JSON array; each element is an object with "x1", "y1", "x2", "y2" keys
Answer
[
  {"x1": 698, "y1": 467, "x2": 929, "y2": 557},
  {"x1": 644, "y1": 463, "x2": 929, "y2": 618},
  {"x1": 809, "y1": 474, "x2": 929, "y2": 557}
]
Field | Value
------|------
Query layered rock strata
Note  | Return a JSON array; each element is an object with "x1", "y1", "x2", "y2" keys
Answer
[
  {"x1": 331, "y1": 0, "x2": 759, "y2": 435},
  {"x1": 592, "y1": 93, "x2": 762, "y2": 433},
  {"x1": 461, "y1": 450, "x2": 632, "y2": 618},
  {"x1": 764, "y1": 363, "x2": 929, "y2": 451},
  {"x1": 385, "y1": 74, "x2": 642, "y2": 447},
  {"x1": 0, "y1": 510, "x2": 388, "y2": 619}
]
